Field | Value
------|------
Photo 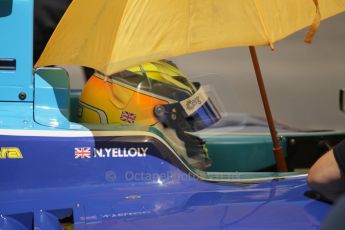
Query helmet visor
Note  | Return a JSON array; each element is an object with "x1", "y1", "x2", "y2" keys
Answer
[
  {"x1": 180, "y1": 83, "x2": 221, "y2": 131},
  {"x1": 155, "y1": 83, "x2": 221, "y2": 132}
]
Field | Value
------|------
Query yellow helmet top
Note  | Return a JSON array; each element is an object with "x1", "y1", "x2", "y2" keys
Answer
[{"x1": 79, "y1": 60, "x2": 197, "y2": 125}]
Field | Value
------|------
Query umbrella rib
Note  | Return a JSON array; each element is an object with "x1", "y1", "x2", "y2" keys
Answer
[
  {"x1": 253, "y1": 0, "x2": 274, "y2": 50},
  {"x1": 304, "y1": 0, "x2": 321, "y2": 43}
]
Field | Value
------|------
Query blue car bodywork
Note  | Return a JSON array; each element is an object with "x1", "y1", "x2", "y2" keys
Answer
[{"x1": 0, "y1": 0, "x2": 340, "y2": 229}]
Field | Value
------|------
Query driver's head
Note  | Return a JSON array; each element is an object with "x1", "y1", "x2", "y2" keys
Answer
[
  {"x1": 78, "y1": 60, "x2": 221, "y2": 168},
  {"x1": 78, "y1": 60, "x2": 220, "y2": 129}
]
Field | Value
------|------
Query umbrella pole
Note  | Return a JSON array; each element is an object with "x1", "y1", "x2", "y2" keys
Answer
[{"x1": 249, "y1": 46, "x2": 288, "y2": 172}]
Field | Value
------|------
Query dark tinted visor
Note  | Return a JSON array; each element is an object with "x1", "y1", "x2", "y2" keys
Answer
[{"x1": 180, "y1": 84, "x2": 221, "y2": 131}]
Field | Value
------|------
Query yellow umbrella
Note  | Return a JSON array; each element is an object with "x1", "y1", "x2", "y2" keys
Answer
[
  {"x1": 35, "y1": 0, "x2": 345, "y2": 75},
  {"x1": 35, "y1": 0, "x2": 345, "y2": 172}
]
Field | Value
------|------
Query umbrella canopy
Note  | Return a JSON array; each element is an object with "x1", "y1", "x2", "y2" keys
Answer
[{"x1": 35, "y1": 0, "x2": 345, "y2": 75}]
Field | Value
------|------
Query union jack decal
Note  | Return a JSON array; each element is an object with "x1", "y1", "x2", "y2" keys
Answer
[
  {"x1": 120, "y1": 111, "x2": 136, "y2": 123},
  {"x1": 74, "y1": 147, "x2": 91, "y2": 159}
]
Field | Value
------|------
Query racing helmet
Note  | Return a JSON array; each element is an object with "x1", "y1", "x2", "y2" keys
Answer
[{"x1": 78, "y1": 60, "x2": 221, "y2": 166}]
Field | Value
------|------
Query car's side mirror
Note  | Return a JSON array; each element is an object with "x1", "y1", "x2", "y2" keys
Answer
[{"x1": 339, "y1": 89, "x2": 345, "y2": 113}]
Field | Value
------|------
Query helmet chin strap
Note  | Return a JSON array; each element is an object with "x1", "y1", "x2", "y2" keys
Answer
[
  {"x1": 175, "y1": 129, "x2": 209, "y2": 159},
  {"x1": 153, "y1": 123, "x2": 211, "y2": 170},
  {"x1": 154, "y1": 103, "x2": 210, "y2": 166}
]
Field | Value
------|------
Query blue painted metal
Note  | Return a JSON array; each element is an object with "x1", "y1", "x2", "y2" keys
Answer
[
  {"x1": 0, "y1": 215, "x2": 28, "y2": 230},
  {"x1": 0, "y1": 102, "x2": 34, "y2": 128},
  {"x1": 0, "y1": 133, "x2": 330, "y2": 229},
  {"x1": 0, "y1": 0, "x2": 33, "y2": 102},
  {"x1": 0, "y1": 129, "x2": 331, "y2": 229},
  {"x1": 34, "y1": 67, "x2": 71, "y2": 129},
  {"x1": 34, "y1": 210, "x2": 63, "y2": 230}
]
